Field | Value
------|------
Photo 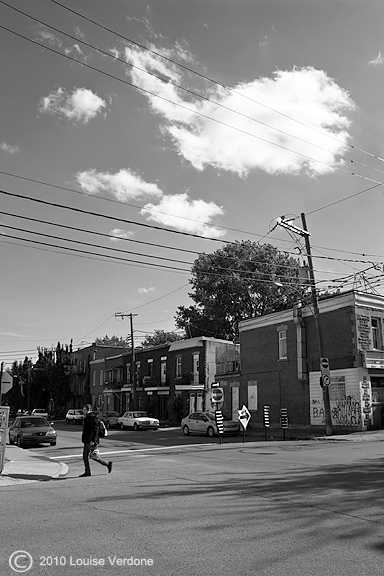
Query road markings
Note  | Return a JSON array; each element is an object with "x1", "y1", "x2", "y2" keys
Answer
[{"x1": 49, "y1": 443, "x2": 214, "y2": 460}]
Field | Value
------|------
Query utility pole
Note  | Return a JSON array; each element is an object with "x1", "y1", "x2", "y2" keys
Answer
[
  {"x1": 115, "y1": 313, "x2": 138, "y2": 410},
  {"x1": 276, "y1": 214, "x2": 333, "y2": 436}
]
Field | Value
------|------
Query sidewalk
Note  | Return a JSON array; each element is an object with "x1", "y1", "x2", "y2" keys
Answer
[{"x1": 0, "y1": 445, "x2": 69, "y2": 487}]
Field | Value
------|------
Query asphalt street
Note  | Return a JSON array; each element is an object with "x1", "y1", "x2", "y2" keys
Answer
[{"x1": 2, "y1": 423, "x2": 384, "y2": 576}]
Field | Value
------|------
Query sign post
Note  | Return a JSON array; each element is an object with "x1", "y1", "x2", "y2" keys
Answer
[
  {"x1": 280, "y1": 408, "x2": 288, "y2": 441},
  {"x1": 215, "y1": 410, "x2": 224, "y2": 445},
  {"x1": 263, "y1": 405, "x2": 270, "y2": 441},
  {"x1": 0, "y1": 406, "x2": 10, "y2": 474},
  {"x1": 238, "y1": 405, "x2": 251, "y2": 443}
]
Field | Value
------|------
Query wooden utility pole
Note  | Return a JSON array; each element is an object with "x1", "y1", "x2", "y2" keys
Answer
[
  {"x1": 115, "y1": 313, "x2": 138, "y2": 409},
  {"x1": 275, "y1": 214, "x2": 333, "y2": 436},
  {"x1": 300, "y1": 213, "x2": 333, "y2": 436}
]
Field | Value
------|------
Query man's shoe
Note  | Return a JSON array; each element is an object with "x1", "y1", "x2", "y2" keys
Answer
[
  {"x1": 79, "y1": 472, "x2": 91, "y2": 477},
  {"x1": 107, "y1": 461, "x2": 113, "y2": 474}
]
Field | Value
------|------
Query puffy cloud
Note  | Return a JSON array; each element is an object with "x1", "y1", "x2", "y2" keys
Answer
[
  {"x1": 141, "y1": 193, "x2": 225, "y2": 238},
  {"x1": 124, "y1": 44, "x2": 355, "y2": 177},
  {"x1": 76, "y1": 168, "x2": 163, "y2": 201},
  {"x1": 77, "y1": 168, "x2": 224, "y2": 236},
  {"x1": 1, "y1": 141, "x2": 21, "y2": 154},
  {"x1": 109, "y1": 228, "x2": 135, "y2": 242},
  {"x1": 39, "y1": 87, "x2": 106, "y2": 123}
]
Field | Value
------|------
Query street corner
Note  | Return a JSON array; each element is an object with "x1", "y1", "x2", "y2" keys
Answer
[{"x1": 1, "y1": 446, "x2": 69, "y2": 486}]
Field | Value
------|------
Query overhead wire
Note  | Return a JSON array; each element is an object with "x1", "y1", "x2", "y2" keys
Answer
[
  {"x1": 47, "y1": 0, "x2": 384, "y2": 169},
  {"x1": 0, "y1": 6, "x2": 383, "y2": 185}
]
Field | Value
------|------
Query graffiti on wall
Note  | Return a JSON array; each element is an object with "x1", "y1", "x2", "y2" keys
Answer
[
  {"x1": 331, "y1": 395, "x2": 362, "y2": 426},
  {"x1": 360, "y1": 378, "x2": 373, "y2": 428}
]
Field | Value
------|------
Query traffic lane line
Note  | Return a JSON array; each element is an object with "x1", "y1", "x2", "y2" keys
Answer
[{"x1": 49, "y1": 443, "x2": 214, "y2": 459}]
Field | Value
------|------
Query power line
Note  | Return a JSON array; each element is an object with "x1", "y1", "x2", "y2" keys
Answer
[
  {"x1": 0, "y1": 169, "x2": 267, "y2": 241},
  {"x1": 0, "y1": 188, "x2": 227, "y2": 243},
  {"x1": 3, "y1": 169, "x2": 383, "y2": 260}
]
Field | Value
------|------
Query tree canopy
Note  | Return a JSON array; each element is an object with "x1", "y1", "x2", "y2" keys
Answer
[
  {"x1": 175, "y1": 240, "x2": 301, "y2": 340},
  {"x1": 94, "y1": 335, "x2": 131, "y2": 348},
  {"x1": 141, "y1": 329, "x2": 185, "y2": 348}
]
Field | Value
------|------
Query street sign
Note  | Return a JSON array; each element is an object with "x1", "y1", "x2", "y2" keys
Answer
[
  {"x1": 320, "y1": 357, "x2": 330, "y2": 376},
  {"x1": 0, "y1": 371, "x2": 13, "y2": 395},
  {"x1": 322, "y1": 374, "x2": 331, "y2": 387},
  {"x1": 238, "y1": 405, "x2": 251, "y2": 430},
  {"x1": 0, "y1": 406, "x2": 10, "y2": 473},
  {"x1": 212, "y1": 387, "x2": 224, "y2": 402}
]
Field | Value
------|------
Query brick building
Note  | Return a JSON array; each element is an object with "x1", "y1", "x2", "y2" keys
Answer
[
  {"x1": 88, "y1": 337, "x2": 237, "y2": 423},
  {"x1": 238, "y1": 290, "x2": 383, "y2": 432},
  {"x1": 69, "y1": 343, "x2": 127, "y2": 410}
]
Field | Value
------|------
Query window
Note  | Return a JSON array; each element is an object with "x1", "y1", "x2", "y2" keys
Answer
[
  {"x1": 278, "y1": 330, "x2": 287, "y2": 359},
  {"x1": 161, "y1": 360, "x2": 167, "y2": 384},
  {"x1": 372, "y1": 317, "x2": 383, "y2": 350},
  {"x1": 92, "y1": 370, "x2": 96, "y2": 386},
  {"x1": 126, "y1": 363, "x2": 131, "y2": 383},
  {"x1": 176, "y1": 356, "x2": 182, "y2": 378},
  {"x1": 148, "y1": 359, "x2": 153, "y2": 378}
]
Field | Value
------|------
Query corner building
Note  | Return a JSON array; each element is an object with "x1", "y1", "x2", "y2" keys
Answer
[{"x1": 238, "y1": 290, "x2": 384, "y2": 432}]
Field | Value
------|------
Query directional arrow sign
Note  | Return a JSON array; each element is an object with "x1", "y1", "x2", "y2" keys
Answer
[{"x1": 238, "y1": 405, "x2": 251, "y2": 430}]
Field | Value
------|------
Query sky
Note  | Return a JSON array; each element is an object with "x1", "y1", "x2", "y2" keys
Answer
[{"x1": 2, "y1": 0, "x2": 384, "y2": 366}]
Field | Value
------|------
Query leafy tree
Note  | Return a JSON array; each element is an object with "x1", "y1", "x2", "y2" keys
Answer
[
  {"x1": 95, "y1": 335, "x2": 131, "y2": 348},
  {"x1": 175, "y1": 240, "x2": 301, "y2": 340},
  {"x1": 141, "y1": 329, "x2": 185, "y2": 348}
]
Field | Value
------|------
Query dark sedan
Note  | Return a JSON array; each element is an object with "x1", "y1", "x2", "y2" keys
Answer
[{"x1": 8, "y1": 416, "x2": 57, "y2": 448}]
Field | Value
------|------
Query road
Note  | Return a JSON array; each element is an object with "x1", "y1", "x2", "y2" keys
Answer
[{"x1": 2, "y1": 423, "x2": 384, "y2": 575}]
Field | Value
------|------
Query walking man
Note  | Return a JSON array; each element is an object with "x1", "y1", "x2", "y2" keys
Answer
[{"x1": 79, "y1": 404, "x2": 112, "y2": 477}]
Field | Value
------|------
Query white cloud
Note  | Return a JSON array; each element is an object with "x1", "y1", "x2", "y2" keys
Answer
[
  {"x1": 138, "y1": 287, "x2": 155, "y2": 294},
  {"x1": 109, "y1": 228, "x2": 135, "y2": 242},
  {"x1": 368, "y1": 51, "x2": 384, "y2": 67},
  {"x1": 141, "y1": 193, "x2": 225, "y2": 238},
  {"x1": 123, "y1": 44, "x2": 355, "y2": 177},
  {"x1": 1, "y1": 141, "x2": 21, "y2": 154},
  {"x1": 77, "y1": 168, "x2": 225, "y2": 236},
  {"x1": 76, "y1": 168, "x2": 163, "y2": 201},
  {"x1": 39, "y1": 87, "x2": 106, "y2": 123}
]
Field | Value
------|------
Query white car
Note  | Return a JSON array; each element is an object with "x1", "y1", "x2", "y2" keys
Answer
[
  {"x1": 65, "y1": 409, "x2": 84, "y2": 424},
  {"x1": 181, "y1": 412, "x2": 240, "y2": 437},
  {"x1": 118, "y1": 411, "x2": 159, "y2": 431},
  {"x1": 31, "y1": 408, "x2": 49, "y2": 418}
]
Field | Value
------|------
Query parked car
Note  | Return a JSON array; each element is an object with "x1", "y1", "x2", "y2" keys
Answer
[
  {"x1": 118, "y1": 411, "x2": 159, "y2": 431},
  {"x1": 98, "y1": 411, "x2": 120, "y2": 429},
  {"x1": 66, "y1": 409, "x2": 84, "y2": 424},
  {"x1": 31, "y1": 408, "x2": 48, "y2": 418},
  {"x1": 9, "y1": 416, "x2": 57, "y2": 448},
  {"x1": 181, "y1": 412, "x2": 240, "y2": 437}
]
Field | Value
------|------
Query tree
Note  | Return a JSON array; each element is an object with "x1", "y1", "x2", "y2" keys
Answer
[
  {"x1": 94, "y1": 335, "x2": 131, "y2": 348},
  {"x1": 175, "y1": 240, "x2": 301, "y2": 341},
  {"x1": 141, "y1": 329, "x2": 185, "y2": 348}
]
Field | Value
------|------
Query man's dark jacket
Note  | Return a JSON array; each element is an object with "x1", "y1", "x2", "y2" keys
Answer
[{"x1": 81, "y1": 412, "x2": 99, "y2": 444}]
